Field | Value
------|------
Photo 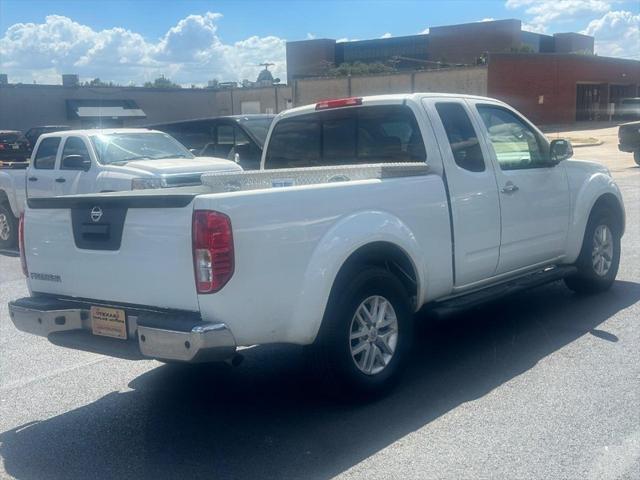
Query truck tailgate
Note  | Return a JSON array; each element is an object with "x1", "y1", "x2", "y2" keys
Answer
[{"x1": 23, "y1": 193, "x2": 199, "y2": 311}]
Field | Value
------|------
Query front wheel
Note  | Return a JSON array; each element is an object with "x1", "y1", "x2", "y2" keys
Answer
[
  {"x1": 309, "y1": 267, "x2": 413, "y2": 398},
  {"x1": 565, "y1": 207, "x2": 621, "y2": 294},
  {"x1": 0, "y1": 203, "x2": 18, "y2": 250}
]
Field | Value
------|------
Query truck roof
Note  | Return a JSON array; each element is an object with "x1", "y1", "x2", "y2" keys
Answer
[
  {"x1": 277, "y1": 93, "x2": 505, "y2": 120},
  {"x1": 37, "y1": 127, "x2": 162, "y2": 141}
]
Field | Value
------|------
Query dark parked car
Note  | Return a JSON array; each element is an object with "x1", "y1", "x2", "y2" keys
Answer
[
  {"x1": 0, "y1": 130, "x2": 29, "y2": 162},
  {"x1": 618, "y1": 120, "x2": 640, "y2": 166},
  {"x1": 148, "y1": 115, "x2": 275, "y2": 170},
  {"x1": 22, "y1": 125, "x2": 72, "y2": 154}
]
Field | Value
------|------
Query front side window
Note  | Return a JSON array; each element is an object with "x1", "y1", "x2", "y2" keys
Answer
[
  {"x1": 61, "y1": 137, "x2": 90, "y2": 162},
  {"x1": 156, "y1": 121, "x2": 213, "y2": 152},
  {"x1": 217, "y1": 125, "x2": 235, "y2": 145},
  {"x1": 435, "y1": 102, "x2": 485, "y2": 172},
  {"x1": 90, "y1": 132, "x2": 193, "y2": 165},
  {"x1": 477, "y1": 105, "x2": 549, "y2": 170},
  {"x1": 264, "y1": 105, "x2": 426, "y2": 169},
  {"x1": 241, "y1": 118, "x2": 274, "y2": 147},
  {"x1": 33, "y1": 137, "x2": 61, "y2": 169}
]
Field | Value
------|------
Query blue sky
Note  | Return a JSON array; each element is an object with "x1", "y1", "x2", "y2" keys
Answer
[{"x1": 0, "y1": 0, "x2": 638, "y2": 85}]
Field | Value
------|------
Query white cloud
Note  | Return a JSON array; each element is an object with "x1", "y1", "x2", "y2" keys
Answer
[
  {"x1": 419, "y1": 28, "x2": 430, "y2": 34},
  {"x1": 506, "y1": 0, "x2": 612, "y2": 31},
  {"x1": 479, "y1": 18, "x2": 496, "y2": 22},
  {"x1": 0, "y1": 13, "x2": 287, "y2": 86},
  {"x1": 380, "y1": 32, "x2": 392, "y2": 38},
  {"x1": 583, "y1": 10, "x2": 640, "y2": 58},
  {"x1": 521, "y1": 22, "x2": 548, "y2": 34}
]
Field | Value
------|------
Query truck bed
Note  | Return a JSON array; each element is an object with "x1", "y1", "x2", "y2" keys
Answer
[{"x1": 21, "y1": 164, "x2": 452, "y2": 346}]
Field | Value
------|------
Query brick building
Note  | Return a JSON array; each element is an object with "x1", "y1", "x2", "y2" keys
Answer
[
  {"x1": 286, "y1": 19, "x2": 640, "y2": 124},
  {"x1": 286, "y1": 19, "x2": 595, "y2": 83},
  {"x1": 487, "y1": 54, "x2": 639, "y2": 124}
]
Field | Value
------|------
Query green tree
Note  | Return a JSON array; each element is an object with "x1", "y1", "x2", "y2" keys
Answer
[
  {"x1": 327, "y1": 61, "x2": 396, "y2": 77},
  {"x1": 510, "y1": 44, "x2": 535, "y2": 53},
  {"x1": 143, "y1": 75, "x2": 182, "y2": 88},
  {"x1": 83, "y1": 77, "x2": 119, "y2": 87}
]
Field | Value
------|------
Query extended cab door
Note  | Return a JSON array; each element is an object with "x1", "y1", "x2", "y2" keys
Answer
[
  {"x1": 27, "y1": 136, "x2": 61, "y2": 198},
  {"x1": 423, "y1": 98, "x2": 501, "y2": 286},
  {"x1": 468, "y1": 100, "x2": 571, "y2": 274},
  {"x1": 56, "y1": 136, "x2": 96, "y2": 196}
]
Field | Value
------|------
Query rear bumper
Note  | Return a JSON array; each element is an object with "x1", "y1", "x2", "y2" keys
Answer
[{"x1": 8, "y1": 296, "x2": 236, "y2": 363}]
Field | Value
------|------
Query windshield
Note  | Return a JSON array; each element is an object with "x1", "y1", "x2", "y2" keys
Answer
[
  {"x1": 90, "y1": 132, "x2": 194, "y2": 164},
  {"x1": 240, "y1": 118, "x2": 273, "y2": 147}
]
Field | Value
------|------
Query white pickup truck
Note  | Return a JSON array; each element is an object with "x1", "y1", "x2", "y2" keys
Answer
[
  {"x1": 9, "y1": 94, "x2": 625, "y2": 396},
  {"x1": 0, "y1": 128, "x2": 241, "y2": 249}
]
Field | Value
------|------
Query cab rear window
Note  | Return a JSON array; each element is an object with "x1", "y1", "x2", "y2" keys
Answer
[{"x1": 264, "y1": 105, "x2": 426, "y2": 169}]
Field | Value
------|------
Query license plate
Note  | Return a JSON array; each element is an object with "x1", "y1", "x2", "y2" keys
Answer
[
  {"x1": 91, "y1": 306, "x2": 127, "y2": 339},
  {"x1": 11, "y1": 145, "x2": 19, "y2": 150}
]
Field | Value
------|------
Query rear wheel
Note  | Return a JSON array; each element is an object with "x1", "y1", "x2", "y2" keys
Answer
[
  {"x1": 0, "y1": 203, "x2": 18, "y2": 250},
  {"x1": 310, "y1": 266, "x2": 413, "y2": 397},
  {"x1": 565, "y1": 207, "x2": 621, "y2": 294}
]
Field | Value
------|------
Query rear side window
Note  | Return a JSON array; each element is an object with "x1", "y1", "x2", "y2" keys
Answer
[
  {"x1": 435, "y1": 103, "x2": 485, "y2": 172},
  {"x1": 33, "y1": 137, "x2": 61, "y2": 169},
  {"x1": 264, "y1": 105, "x2": 426, "y2": 169}
]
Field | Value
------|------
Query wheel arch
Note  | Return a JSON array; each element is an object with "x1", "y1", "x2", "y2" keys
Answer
[
  {"x1": 0, "y1": 185, "x2": 19, "y2": 218},
  {"x1": 590, "y1": 192, "x2": 625, "y2": 235},
  {"x1": 330, "y1": 241, "x2": 419, "y2": 306},
  {"x1": 288, "y1": 210, "x2": 428, "y2": 345},
  {"x1": 566, "y1": 173, "x2": 625, "y2": 263},
  {"x1": 313, "y1": 241, "x2": 419, "y2": 345}
]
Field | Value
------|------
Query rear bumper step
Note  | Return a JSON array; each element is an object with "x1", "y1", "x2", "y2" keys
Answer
[{"x1": 8, "y1": 296, "x2": 236, "y2": 363}]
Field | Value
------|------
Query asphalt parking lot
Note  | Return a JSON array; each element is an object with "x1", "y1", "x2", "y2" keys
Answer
[{"x1": 1, "y1": 127, "x2": 639, "y2": 480}]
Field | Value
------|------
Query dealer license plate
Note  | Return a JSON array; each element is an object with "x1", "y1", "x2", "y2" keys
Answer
[{"x1": 91, "y1": 306, "x2": 127, "y2": 339}]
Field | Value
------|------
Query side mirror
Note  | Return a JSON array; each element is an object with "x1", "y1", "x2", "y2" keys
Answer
[
  {"x1": 62, "y1": 154, "x2": 91, "y2": 171},
  {"x1": 549, "y1": 139, "x2": 573, "y2": 164}
]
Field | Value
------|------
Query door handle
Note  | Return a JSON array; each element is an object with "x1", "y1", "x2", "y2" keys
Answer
[
  {"x1": 55, "y1": 178, "x2": 66, "y2": 183},
  {"x1": 501, "y1": 182, "x2": 519, "y2": 194},
  {"x1": 28, "y1": 176, "x2": 38, "y2": 182}
]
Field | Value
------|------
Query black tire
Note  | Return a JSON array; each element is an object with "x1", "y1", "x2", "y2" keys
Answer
[
  {"x1": 634, "y1": 150, "x2": 640, "y2": 167},
  {"x1": 0, "y1": 203, "x2": 18, "y2": 250},
  {"x1": 309, "y1": 266, "x2": 413, "y2": 398},
  {"x1": 564, "y1": 207, "x2": 621, "y2": 294}
]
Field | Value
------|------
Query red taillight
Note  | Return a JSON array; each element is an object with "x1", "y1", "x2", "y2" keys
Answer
[
  {"x1": 19, "y1": 213, "x2": 28, "y2": 277},
  {"x1": 192, "y1": 210, "x2": 234, "y2": 294},
  {"x1": 315, "y1": 97, "x2": 363, "y2": 110},
  {"x1": 0, "y1": 144, "x2": 5, "y2": 150}
]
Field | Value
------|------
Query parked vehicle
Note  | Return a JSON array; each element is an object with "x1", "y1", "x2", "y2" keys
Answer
[
  {"x1": 617, "y1": 97, "x2": 640, "y2": 120},
  {"x1": 0, "y1": 128, "x2": 242, "y2": 249},
  {"x1": 22, "y1": 125, "x2": 72, "y2": 154},
  {"x1": 10, "y1": 94, "x2": 625, "y2": 396},
  {"x1": 0, "y1": 130, "x2": 29, "y2": 162},
  {"x1": 618, "y1": 120, "x2": 640, "y2": 166},
  {"x1": 149, "y1": 114, "x2": 275, "y2": 170}
]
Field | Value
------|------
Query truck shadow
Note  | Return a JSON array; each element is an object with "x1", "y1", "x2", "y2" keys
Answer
[{"x1": 1, "y1": 280, "x2": 639, "y2": 480}]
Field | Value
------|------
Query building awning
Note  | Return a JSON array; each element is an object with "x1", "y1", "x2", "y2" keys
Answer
[{"x1": 66, "y1": 99, "x2": 146, "y2": 119}]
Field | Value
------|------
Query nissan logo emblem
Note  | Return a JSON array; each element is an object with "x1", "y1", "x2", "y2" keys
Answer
[{"x1": 90, "y1": 206, "x2": 103, "y2": 223}]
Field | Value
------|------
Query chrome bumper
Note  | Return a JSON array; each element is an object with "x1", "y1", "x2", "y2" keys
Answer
[{"x1": 8, "y1": 297, "x2": 236, "y2": 363}]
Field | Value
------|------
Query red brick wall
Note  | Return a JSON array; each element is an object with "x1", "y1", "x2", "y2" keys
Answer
[{"x1": 487, "y1": 53, "x2": 640, "y2": 124}]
